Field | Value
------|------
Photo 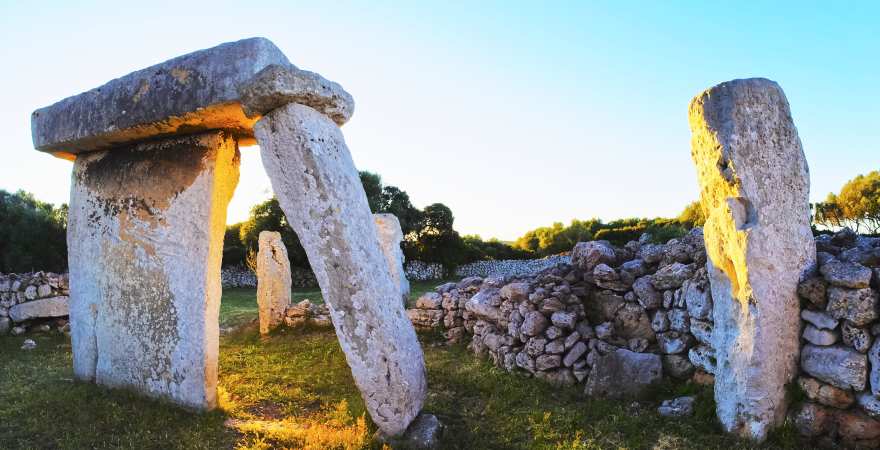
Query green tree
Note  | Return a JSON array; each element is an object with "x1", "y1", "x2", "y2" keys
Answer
[
  {"x1": 359, "y1": 171, "x2": 384, "y2": 213},
  {"x1": 678, "y1": 200, "x2": 706, "y2": 228},
  {"x1": 0, "y1": 190, "x2": 68, "y2": 273},
  {"x1": 815, "y1": 170, "x2": 880, "y2": 234},
  {"x1": 405, "y1": 203, "x2": 468, "y2": 269},
  {"x1": 237, "y1": 198, "x2": 310, "y2": 269},
  {"x1": 222, "y1": 223, "x2": 247, "y2": 267},
  {"x1": 380, "y1": 185, "x2": 422, "y2": 236}
]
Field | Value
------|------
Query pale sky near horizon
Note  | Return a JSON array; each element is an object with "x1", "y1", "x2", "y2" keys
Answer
[{"x1": 1, "y1": 1, "x2": 877, "y2": 241}]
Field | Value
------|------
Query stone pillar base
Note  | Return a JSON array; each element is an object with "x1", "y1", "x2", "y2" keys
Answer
[{"x1": 67, "y1": 131, "x2": 240, "y2": 410}]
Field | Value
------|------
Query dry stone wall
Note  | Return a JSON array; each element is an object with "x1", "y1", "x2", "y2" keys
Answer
[
  {"x1": 0, "y1": 272, "x2": 70, "y2": 336},
  {"x1": 790, "y1": 229, "x2": 880, "y2": 447},
  {"x1": 222, "y1": 265, "x2": 318, "y2": 289},
  {"x1": 454, "y1": 256, "x2": 571, "y2": 279},
  {"x1": 408, "y1": 229, "x2": 715, "y2": 396},
  {"x1": 407, "y1": 227, "x2": 880, "y2": 446}
]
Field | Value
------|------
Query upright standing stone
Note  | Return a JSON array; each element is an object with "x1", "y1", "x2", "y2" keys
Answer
[
  {"x1": 254, "y1": 102, "x2": 426, "y2": 436},
  {"x1": 689, "y1": 78, "x2": 816, "y2": 441},
  {"x1": 67, "y1": 131, "x2": 240, "y2": 409},
  {"x1": 374, "y1": 213, "x2": 411, "y2": 304},
  {"x1": 257, "y1": 231, "x2": 292, "y2": 335}
]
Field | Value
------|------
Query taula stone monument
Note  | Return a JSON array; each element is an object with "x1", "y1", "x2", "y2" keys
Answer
[
  {"x1": 257, "y1": 231, "x2": 291, "y2": 335},
  {"x1": 688, "y1": 78, "x2": 816, "y2": 441},
  {"x1": 32, "y1": 37, "x2": 426, "y2": 436},
  {"x1": 374, "y1": 213, "x2": 411, "y2": 304}
]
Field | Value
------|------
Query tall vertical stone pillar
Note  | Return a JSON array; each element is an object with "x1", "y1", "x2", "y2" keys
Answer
[
  {"x1": 257, "y1": 230, "x2": 292, "y2": 335},
  {"x1": 374, "y1": 213, "x2": 411, "y2": 304},
  {"x1": 688, "y1": 78, "x2": 815, "y2": 441},
  {"x1": 253, "y1": 102, "x2": 427, "y2": 437},
  {"x1": 67, "y1": 132, "x2": 240, "y2": 410}
]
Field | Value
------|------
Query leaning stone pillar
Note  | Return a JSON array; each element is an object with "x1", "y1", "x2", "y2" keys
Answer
[
  {"x1": 374, "y1": 213, "x2": 411, "y2": 304},
  {"x1": 245, "y1": 66, "x2": 427, "y2": 434},
  {"x1": 688, "y1": 78, "x2": 816, "y2": 440},
  {"x1": 67, "y1": 132, "x2": 240, "y2": 409},
  {"x1": 257, "y1": 230, "x2": 292, "y2": 335}
]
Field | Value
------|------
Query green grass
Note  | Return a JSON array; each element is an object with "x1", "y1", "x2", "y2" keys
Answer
[{"x1": 0, "y1": 287, "x2": 804, "y2": 449}]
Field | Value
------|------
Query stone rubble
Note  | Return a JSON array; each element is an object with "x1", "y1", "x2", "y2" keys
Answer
[
  {"x1": 282, "y1": 299, "x2": 333, "y2": 328},
  {"x1": 658, "y1": 396, "x2": 696, "y2": 417}
]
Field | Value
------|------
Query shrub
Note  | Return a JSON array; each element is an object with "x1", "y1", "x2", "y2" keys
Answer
[{"x1": 0, "y1": 190, "x2": 68, "y2": 273}]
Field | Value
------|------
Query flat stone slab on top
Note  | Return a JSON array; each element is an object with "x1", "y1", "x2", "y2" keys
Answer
[{"x1": 31, "y1": 37, "x2": 353, "y2": 159}]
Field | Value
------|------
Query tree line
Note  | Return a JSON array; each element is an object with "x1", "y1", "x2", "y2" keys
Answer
[
  {"x1": 0, "y1": 168, "x2": 876, "y2": 273},
  {"x1": 223, "y1": 171, "x2": 532, "y2": 273}
]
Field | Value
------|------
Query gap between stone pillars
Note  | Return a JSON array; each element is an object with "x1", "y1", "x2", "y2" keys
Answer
[
  {"x1": 67, "y1": 131, "x2": 240, "y2": 410},
  {"x1": 253, "y1": 102, "x2": 427, "y2": 436}
]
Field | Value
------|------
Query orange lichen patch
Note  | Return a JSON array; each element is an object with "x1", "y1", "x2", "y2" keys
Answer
[
  {"x1": 39, "y1": 102, "x2": 261, "y2": 156},
  {"x1": 171, "y1": 67, "x2": 192, "y2": 85},
  {"x1": 132, "y1": 79, "x2": 150, "y2": 104},
  {"x1": 51, "y1": 151, "x2": 76, "y2": 161}
]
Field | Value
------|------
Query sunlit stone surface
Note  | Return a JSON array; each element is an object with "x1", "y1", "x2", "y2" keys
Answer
[
  {"x1": 689, "y1": 78, "x2": 816, "y2": 441},
  {"x1": 257, "y1": 231, "x2": 292, "y2": 335},
  {"x1": 67, "y1": 132, "x2": 239, "y2": 409},
  {"x1": 255, "y1": 103, "x2": 427, "y2": 436}
]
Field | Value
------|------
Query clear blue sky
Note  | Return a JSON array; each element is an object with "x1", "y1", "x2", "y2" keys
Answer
[{"x1": 1, "y1": 1, "x2": 877, "y2": 240}]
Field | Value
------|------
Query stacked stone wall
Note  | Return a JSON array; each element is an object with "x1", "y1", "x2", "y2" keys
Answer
[
  {"x1": 408, "y1": 227, "x2": 880, "y2": 445},
  {"x1": 0, "y1": 272, "x2": 70, "y2": 336},
  {"x1": 408, "y1": 229, "x2": 715, "y2": 395},
  {"x1": 226, "y1": 256, "x2": 571, "y2": 287},
  {"x1": 222, "y1": 264, "x2": 318, "y2": 289},
  {"x1": 454, "y1": 255, "x2": 570, "y2": 279},
  {"x1": 791, "y1": 229, "x2": 880, "y2": 446}
]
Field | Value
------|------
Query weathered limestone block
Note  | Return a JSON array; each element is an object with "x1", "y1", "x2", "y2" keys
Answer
[
  {"x1": 8, "y1": 296, "x2": 68, "y2": 322},
  {"x1": 584, "y1": 348, "x2": 662, "y2": 398},
  {"x1": 32, "y1": 38, "x2": 291, "y2": 157},
  {"x1": 256, "y1": 231, "x2": 292, "y2": 335},
  {"x1": 254, "y1": 102, "x2": 426, "y2": 436},
  {"x1": 238, "y1": 64, "x2": 354, "y2": 125},
  {"x1": 374, "y1": 214, "x2": 411, "y2": 304},
  {"x1": 689, "y1": 78, "x2": 816, "y2": 441},
  {"x1": 67, "y1": 132, "x2": 239, "y2": 410}
]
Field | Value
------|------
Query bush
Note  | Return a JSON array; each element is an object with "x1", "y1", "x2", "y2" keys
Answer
[
  {"x1": 814, "y1": 170, "x2": 880, "y2": 233},
  {"x1": 235, "y1": 197, "x2": 310, "y2": 269},
  {"x1": 512, "y1": 202, "x2": 703, "y2": 257},
  {"x1": 0, "y1": 190, "x2": 68, "y2": 273}
]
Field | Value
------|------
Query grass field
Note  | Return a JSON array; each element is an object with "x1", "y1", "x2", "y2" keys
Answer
[{"x1": 0, "y1": 284, "x2": 803, "y2": 449}]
